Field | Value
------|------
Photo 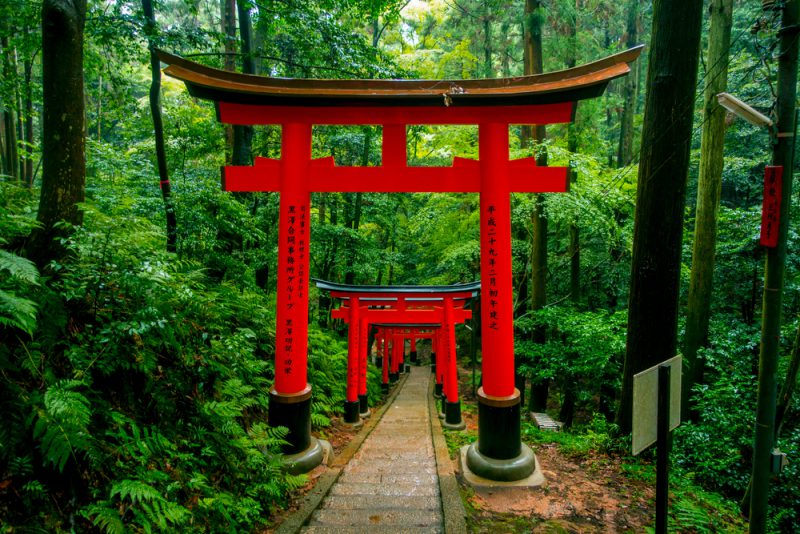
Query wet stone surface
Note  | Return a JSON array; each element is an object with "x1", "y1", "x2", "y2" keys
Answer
[{"x1": 301, "y1": 367, "x2": 443, "y2": 533}]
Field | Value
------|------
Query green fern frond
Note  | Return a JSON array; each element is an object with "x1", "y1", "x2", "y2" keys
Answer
[
  {"x1": 0, "y1": 289, "x2": 38, "y2": 334},
  {"x1": 82, "y1": 503, "x2": 126, "y2": 534},
  {"x1": 33, "y1": 380, "x2": 92, "y2": 472},
  {"x1": 0, "y1": 249, "x2": 39, "y2": 285},
  {"x1": 110, "y1": 479, "x2": 163, "y2": 503}
]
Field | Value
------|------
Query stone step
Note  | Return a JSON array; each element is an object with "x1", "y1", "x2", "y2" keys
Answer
[
  {"x1": 336, "y1": 471, "x2": 439, "y2": 485},
  {"x1": 301, "y1": 526, "x2": 442, "y2": 534},
  {"x1": 329, "y1": 482, "x2": 440, "y2": 497},
  {"x1": 309, "y1": 507, "x2": 442, "y2": 527},
  {"x1": 319, "y1": 494, "x2": 440, "y2": 511}
]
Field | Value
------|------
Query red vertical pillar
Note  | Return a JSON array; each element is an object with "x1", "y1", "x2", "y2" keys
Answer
[
  {"x1": 390, "y1": 330, "x2": 401, "y2": 381},
  {"x1": 381, "y1": 328, "x2": 390, "y2": 391},
  {"x1": 269, "y1": 123, "x2": 321, "y2": 461},
  {"x1": 466, "y1": 121, "x2": 535, "y2": 480},
  {"x1": 434, "y1": 328, "x2": 444, "y2": 398},
  {"x1": 358, "y1": 317, "x2": 369, "y2": 415},
  {"x1": 344, "y1": 297, "x2": 360, "y2": 423},
  {"x1": 443, "y1": 298, "x2": 465, "y2": 429}
]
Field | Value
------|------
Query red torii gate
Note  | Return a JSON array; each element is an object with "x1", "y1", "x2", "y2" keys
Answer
[
  {"x1": 160, "y1": 46, "x2": 641, "y2": 480},
  {"x1": 315, "y1": 279, "x2": 477, "y2": 429}
]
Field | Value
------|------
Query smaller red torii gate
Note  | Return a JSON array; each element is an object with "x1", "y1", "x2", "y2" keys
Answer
[{"x1": 316, "y1": 279, "x2": 477, "y2": 429}]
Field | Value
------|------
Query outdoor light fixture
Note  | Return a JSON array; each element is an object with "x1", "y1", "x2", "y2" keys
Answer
[{"x1": 716, "y1": 92, "x2": 774, "y2": 128}]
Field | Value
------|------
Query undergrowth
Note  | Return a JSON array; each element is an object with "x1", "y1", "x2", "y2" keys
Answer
[{"x1": 0, "y1": 182, "x2": 371, "y2": 532}]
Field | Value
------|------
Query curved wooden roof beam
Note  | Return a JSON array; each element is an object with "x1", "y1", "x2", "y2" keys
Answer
[{"x1": 158, "y1": 46, "x2": 643, "y2": 107}]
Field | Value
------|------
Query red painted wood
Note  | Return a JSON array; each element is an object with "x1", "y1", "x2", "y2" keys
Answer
[
  {"x1": 346, "y1": 297, "x2": 360, "y2": 402},
  {"x1": 444, "y1": 298, "x2": 459, "y2": 403},
  {"x1": 381, "y1": 329, "x2": 390, "y2": 384},
  {"x1": 218, "y1": 102, "x2": 574, "y2": 126},
  {"x1": 410, "y1": 337, "x2": 417, "y2": 352},
  {"x1": 760, "y1": 166, "x2": 783, "y2": 248},
  {"x1": 358, "y1": 317, "x2": 368, "y2": 398},
  {"x1": 223, "y1": 156, "x2": 567, "y2": 193},
  {"x1": 332, "y1": 308, "x2": 471, "y2": 324},
  {"x1": 435, "y1": 329, "x2": 444, "y2": 386},
  {"x1": 479, "y1": 122, "x2": 515, "y2": 397},
  {"x1": 274, "y1": 123, "x2": 312, "y2": 395}
]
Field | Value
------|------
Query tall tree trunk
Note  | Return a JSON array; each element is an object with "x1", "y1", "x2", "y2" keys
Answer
[
  {"x1": 221, "y1": 0, "x2": 236, "y2": 161},
  {"x1": 482, "y1": 10, "x2": 493, "y2": 78},
  {"x1": 616, "y1": 0, "x2": 640, "y2": 168},
  {"x1": 142, "y1": 0, "x2": 177, "y2": 253},
  {"x1": 232, "y1": 0, "x2": 254, "y2": 166},
  {"x1": 618, "y1": 0, "x2": 704, "y2": 434},
  {"x1": 28, "y1": 0, "x2": 87, "y2": 267},
  {"x1": 23, "y1": 58, "x2": 34, "y2": 186},
  {"x1": 566, "y1": 9, "x2": 580, "y2": 306},
  {"x1": 682, "y1": 0, "x2": 733, "y2": 420},
  {"x1": 2, "y1": 36, "x2": 19, "y2": 181},
  {"x1": 524, "y1": 0, "x2": 549, "y2": 412},
  {"x1": 748, "y1": 0, "x2": 799, "y2": 528}
]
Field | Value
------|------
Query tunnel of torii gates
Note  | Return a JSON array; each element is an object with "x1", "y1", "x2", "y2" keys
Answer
[
  {"x1": 313, "y1": 279, "x2": 479, "y2": 430},
  {"x1": 159, "y1": 44, "x2": 641, "y2": 481}
]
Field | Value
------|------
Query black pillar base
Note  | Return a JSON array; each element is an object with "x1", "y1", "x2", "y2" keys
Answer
[
  {"x1": 344, "y1": 400, "x2": 360, "y2": 424},
  {"x1": 431, "y1": 357, "x2": 436, "y2": 374},
  {"x1": 269, "y1": 387, "x2": 313, "y2": 455},
  {"x1": 404, "y1": 364, "x2": 411, "y2": 373},
  {"x1": 410, "y1": 350, "x2": 418, "y2": 364},
  {"x1": 443, "y1": 400, "x2": 466, "y2": 430},
  {"x1": 358, "y1": 394, "x2": 369, "y2": 415},
  {"x1": 390, "y1": 372, "x2": 399, "y2": 383},
  {"x1": 375, "y1": 356, "x2": 382, "y2": 368},
  {"x1": 381, "y1": 382, "x2": 390, "y2": 393},
  {"x1": 465, "y1": 387, "x2": 536, "y2": 481},
  {"x1": 434, "y1": 382, "x2": 443, "y2": 398}
]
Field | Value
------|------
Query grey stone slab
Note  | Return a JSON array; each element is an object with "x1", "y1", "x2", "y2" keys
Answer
[
  {"x1": 301, "y1": 526, "x2": 442, "y2": 534},
  {"x1": 309, "y1": 508, "x2": 442, "y2": 527},
  {"x1": 329, "y1": 482, "x2": 440, "y2": 497},
  {"x1": 319, "y1": 494, "x2": 440, "y2": 511}
]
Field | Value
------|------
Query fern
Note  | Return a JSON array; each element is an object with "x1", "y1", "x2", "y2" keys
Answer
[
  {"x1": 33, "y1": 380, "x2": 92, "y2": 472},
  {"x1": 0, "y1": 249, "x2": 39, "y2": 285},
  {"x1": 82, "y1": 503, "x2": 126, "y2": 534},
  {"x1": 0, "y1": 289, "x2": 38, "y2": 335}
]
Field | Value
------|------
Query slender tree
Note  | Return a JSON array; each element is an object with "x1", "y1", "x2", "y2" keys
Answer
[
  {"x1": 682, "y1": 0, "x2": 733, "y2": 419},
  {"x1": 748, "y1": 0, "x2": 799, "y2": 528},
  {"x1": 616, "y1": 0, "x2": 640, "y2": 168},
  {"x1": 27, "y1": 0, "x2": 87, "y2": 266},
  {"x1": 618, "y1": 0, "x2": 704, "y2": 434},
  {"x1": 232, "y1": 0, "x2": 254, "y2": 166},
  {"x1": 142, "y1": 0, "x2": 177, "y2": 253},
  {"x1": 523, "y1": 0, "x2": 549, "y2": 412}
]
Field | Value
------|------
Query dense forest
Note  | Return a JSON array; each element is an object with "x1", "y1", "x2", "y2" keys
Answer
[{"x1": 1, "y1": 0, "x2": 799, "y2": 532}]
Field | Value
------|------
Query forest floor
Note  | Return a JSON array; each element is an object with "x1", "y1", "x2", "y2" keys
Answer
[
  {"x1": 267, "y1": 361, "x2": 658, "y2": 533},
  {"x1": 452, "y1": 367, "x2": 655, "y2": 533}
]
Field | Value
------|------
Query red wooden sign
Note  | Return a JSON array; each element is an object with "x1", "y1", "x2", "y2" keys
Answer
[{"x1": 760, "y1": 166, "x2": 783, "y2": 248}]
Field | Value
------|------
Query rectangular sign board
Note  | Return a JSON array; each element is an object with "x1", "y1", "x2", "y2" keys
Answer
[{"x1": 632, "y1": 355, "x2": 682, "y2": 455}]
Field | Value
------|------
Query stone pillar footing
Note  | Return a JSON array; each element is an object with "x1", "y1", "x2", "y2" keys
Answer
[
  {"x1": 282, "y1": 437, "x2": 329, "y2": 475},
  {"x1": 344, "y1": 400, "x2": 360, "y2": 424},
  {"x1": 443, "y1": 400, "x2": 465, "y2": 430},
  {"x1": 268, "y1": 387, "x2": 312, "y2": 455},
  {"x1": 465, "y1": 386, "x2": 537, "y2": 482}
]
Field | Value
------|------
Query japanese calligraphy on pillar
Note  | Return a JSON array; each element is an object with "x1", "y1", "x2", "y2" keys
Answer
[{"x1": 485, "y1": 204, "x2": 500, "y2": 331}]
